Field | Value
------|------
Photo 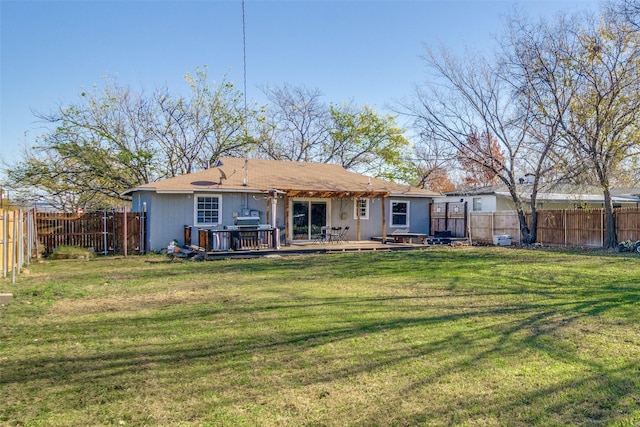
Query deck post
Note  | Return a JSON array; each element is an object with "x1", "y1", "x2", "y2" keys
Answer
[
  {"x1": 356, "y1": 197, "x2": 361, "y2": 241},
  {"x1": 284, "y1": 194, "x2": 290, "y2": 244},
  {"x1": 381, "y1": 196, "x2": 387, "y2": 241},
  {"x1": 271, "y1": 194, "x2": 280, "y2": 249}
]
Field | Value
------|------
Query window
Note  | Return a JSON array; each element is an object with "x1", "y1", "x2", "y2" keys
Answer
[
  {"x1": 353, "y1": 199, "x2": 369, "y2": 220},
  {"x1": 391, "y1": 201, "x2": 409, "y2": 227},
  {"x1": 473, "y1": 197, "x2": 482, "y2": 212},
  {"x1": 195, "y1": 195, "x2": 221, "y2": 225}
]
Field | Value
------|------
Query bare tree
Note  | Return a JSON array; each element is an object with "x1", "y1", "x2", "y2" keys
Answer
[
  {"x1": 402, "y1": 43, "x2": 556, "y2": 244},
  {"x1": 257, "y1": 84, "x2": 330, "y2": 162},
  {"x1": 256, "y1": 85, "x2": 411, "y2": 179},
  {"x1": 507, "y1": 10, "x2": 640, "y2": 248},
  {"x1": 606, "y1": 0, "x2": 640, "y2": 32},
  {"x1": 408, "y1": 128, "x2": 457, "y2": 191}
]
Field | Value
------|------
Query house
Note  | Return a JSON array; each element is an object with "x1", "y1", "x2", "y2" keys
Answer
[
  {"x1": 436, "y1": 183, "x2": 640, "y2": 213},
  {"x1": 123, "y1": 157, "x2": 439, "y2": 251}
]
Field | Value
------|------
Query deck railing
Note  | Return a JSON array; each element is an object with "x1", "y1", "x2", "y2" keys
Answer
[{"x1": 196, "y1": 228, "x2": 276, "y2": 251}]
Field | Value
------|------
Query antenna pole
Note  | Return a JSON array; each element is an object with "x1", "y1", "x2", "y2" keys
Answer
[{"x1": 242, "y1": 0, "x2": 247, "y2": 114}]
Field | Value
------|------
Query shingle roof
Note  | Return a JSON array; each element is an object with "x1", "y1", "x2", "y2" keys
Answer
[{"x1": 123, "y1": 157, "x2": 438, "y2": 198}]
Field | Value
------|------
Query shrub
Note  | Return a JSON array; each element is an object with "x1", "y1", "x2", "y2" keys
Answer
[{"x1": 48, "y1": 246, "x2": 95, "y2": 260}]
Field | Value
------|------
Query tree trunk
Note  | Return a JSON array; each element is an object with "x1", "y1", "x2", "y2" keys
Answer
[
  {"x1": 602, "y1": 188, "x2": 617, "y2": 249},
  {"x1": 509, "y1": 184, "x2": 533, "y2": 245},
  {"x1": 526, "y1": 208, "x2": 538, "y2": 245},
  {"x1": 516, "y1": 207, "x2": 533, "y2": 245}
]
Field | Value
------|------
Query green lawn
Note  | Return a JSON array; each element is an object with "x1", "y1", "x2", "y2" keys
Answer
[{"x1": 1, "y1": 247, "x2": 639, "y2": 426}]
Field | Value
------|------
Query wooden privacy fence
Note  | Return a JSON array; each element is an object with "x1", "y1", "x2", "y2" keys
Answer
[
  {"x1": 1, "y1": 208, "x2": 36, "y2": 283},
  {"x1": 36, "y1": 210, "x2": 146, "y2": 256},
  {"x1": 431, "y1": 202, "x2": 467, "y2": 238},
  {"x1": 469, "y1": 208, "x2": 640, "y2": 247}
]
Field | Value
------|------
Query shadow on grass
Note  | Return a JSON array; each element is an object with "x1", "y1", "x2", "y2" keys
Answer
[{"x1": 2, "y1": 249, "x2": 639, "y2": 425}]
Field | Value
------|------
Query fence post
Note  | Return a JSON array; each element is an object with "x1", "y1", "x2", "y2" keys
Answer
[
  {"x1": 17, "y1": 210, "x2": 24, "y2": 275},
  {"x1": 102, "y1": 210, "x2": 108, "y2": 256},
  {"x1": 25, "y1": 210, "x2": 31, "y2": 264},
  {"x1": 2, "y1": 210, "x2": 7, "y2": 279},
  {"x1": 12, "y1": 210, "x2": 17, "y2": 283},
  {"x1": 563, "y1": 209, "x2": 566, "y2": 246},
  {"x1": 601, "y1": 208, "x2": 605, "y2": 248},
  {"x1": 491, "y1": 212, "x2": 495, "y2": 238},
  {"x1": 123, "y1": 206, "x2": 128, "y2": 257},
  {"x1": 139, "y1": 210, "x2": 145, "y2": 255}
]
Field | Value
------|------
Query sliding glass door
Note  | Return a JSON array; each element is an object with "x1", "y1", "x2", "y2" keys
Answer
[{"x1": 292, "y1": 200, "x2": 327, "y2": 240}]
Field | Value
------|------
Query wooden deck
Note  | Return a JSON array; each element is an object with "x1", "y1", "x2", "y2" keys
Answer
[{"x1": 199, "y1": 239, "x2": 429, "y2": 260}]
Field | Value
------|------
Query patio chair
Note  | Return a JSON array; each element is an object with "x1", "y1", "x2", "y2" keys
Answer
[
  {"x1": 313, "y1": 226, "x2": 328, "y2": 244},
  {"x1": 337, "y1": 226, "x2": 350, "y2": 243}
]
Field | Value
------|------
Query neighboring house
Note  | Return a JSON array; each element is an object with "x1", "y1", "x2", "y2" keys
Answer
[
  {"x1": 123, "y1": 157, "x2": 438, "y2": 251},
  {"x1": 436, "y1": 183, "x2": 640, "y2": 213}
]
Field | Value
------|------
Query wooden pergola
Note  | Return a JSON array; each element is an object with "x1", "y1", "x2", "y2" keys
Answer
[{"x1": 279, "y1": 189, "x2": 391, "y2": 242}]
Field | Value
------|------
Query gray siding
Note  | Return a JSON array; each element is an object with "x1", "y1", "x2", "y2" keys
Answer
[
  {"x1": 132, "y1": 191, "x2": 286, "y2": 251},
  {"x1": 133, "y1": 191, "x2": 431, "y2": 251},
  {"x1": 321, "y1": 196, "x2": 430, "y2": 241}
]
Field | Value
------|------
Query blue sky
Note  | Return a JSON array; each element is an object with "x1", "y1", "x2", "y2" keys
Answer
[{"x1": 1, "y1": 0, "x2": 600, "y2": 168}]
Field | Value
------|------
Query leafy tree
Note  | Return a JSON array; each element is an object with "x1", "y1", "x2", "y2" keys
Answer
[
  {"x1": 257, "y1": 84, "x2": 410, "y2": 179},
  {"x1": 327, "y1": 104, "x2": 410, "y2": 178},
  {"x1": 4, "y1": 68, "x2": 261, "y2": 211},
  {"x1": 567, "y1": 15, "x2": 640, "y2": 247},
  {"x1": 154, "y1": 68, "x2": 260, "y2": 176},
  {"x1": 7, "y1": 79, "x2": 158, "y2": 210},
  {"x1": 419, "y1": 167, "x2": 455, "y2": 193},
  {"x1": 457, "y1": 130, "x2": 505, "y2": 188}
]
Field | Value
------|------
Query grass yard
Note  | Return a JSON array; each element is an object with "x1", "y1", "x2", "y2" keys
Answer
[{"x1": 1, "y1": 247, "x2": 639, "y2": 426}]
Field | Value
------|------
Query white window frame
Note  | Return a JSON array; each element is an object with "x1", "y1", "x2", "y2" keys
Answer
[
  {"x1": 194, "y1": 194, "x2": 222, "y2": 226},
  {"x1": 390, "y1": 200, "x2": 410, "y2": 227},
  {"x1": 353, "y1": 198, "x2": 369, "y2": 220},
  {"x1": 473, "y1": 197, "x2": 482, "y2": 212}
]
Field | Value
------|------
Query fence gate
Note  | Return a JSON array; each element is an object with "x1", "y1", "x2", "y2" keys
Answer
[{"x1": 431, "y1": 202, "x2": 467, "y2": 237}]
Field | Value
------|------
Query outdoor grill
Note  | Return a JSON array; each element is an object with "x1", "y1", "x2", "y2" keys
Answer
[
  {"x1": 223, "y1": 216, "x2": 274, "y2": 250},
  {"x1": 195, "y1": 215, "x2": 275, "y2": 252},
  {"x1": 231, "y1": 216, "x2": 260, "y2": 229},
  {"x1": 223, "y1": 216, "x2": 273, "y2": 231}
]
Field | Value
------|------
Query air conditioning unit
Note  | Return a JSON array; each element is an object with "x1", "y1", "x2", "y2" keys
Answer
[{"x1": 493, "y1": 234, "x2": 512, "y2": 246}]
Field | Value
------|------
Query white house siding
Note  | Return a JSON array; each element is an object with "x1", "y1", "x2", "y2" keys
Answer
[{"x1": 435, "y1": 195, "x2": 498, "y2": 212}]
